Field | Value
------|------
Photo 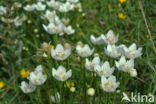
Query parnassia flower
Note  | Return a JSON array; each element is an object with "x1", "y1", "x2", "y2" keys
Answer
[
  {"x1": 51, "y1": 43, "x2": 71, "y2": 61},
  {"x1": 0, "y1": 6, "x2": 7, "y2": 15},
  {"x1": 28, "y1": 65, "x2": 47, "y2": 85},
  {"x1": 64, "y1": 25, "x2": 75, "y2": 35},
  {"x1": 23, "y1": 4, "x2": 35, "y2": 11},
  {"x1": 90, "y1": 34, "x2": 105, "y2": 45},
  {"x1": 20, "y1": 81, "x2": 36, "y2": 93},
  {"x1": 35, "y1": 2, "x2": 46, "y2": 11},
  {"x1": 43, "y1": 23, "x2": 64, "y2": 35},
  {"x1": 76, "y1": 42, "x2": 94, "y2": 57},
  {"x1": 52, "y1": 65, "x2": 72, "y2": 81},
  {"x1": 115, "y1": 56, "x2": 137, "y2": 77},
  {"x1": 121, "y1": 43, "x2": 142, "y2": 59},
  {"x1": 101, "y1": 75, "x2": 120, "y2": 92},
  {"x1": 102, "y1": 30, "x2": 119, "y2": 44},
  {"x1": 104, "y1": 44, "x2": 121, "y2": 58},
  {"x1": 94, "y1": 61, "x2": 114, "y2": 77},
  {"x1": 85, "y1": 56, "x2": 100, "y2": 71}
]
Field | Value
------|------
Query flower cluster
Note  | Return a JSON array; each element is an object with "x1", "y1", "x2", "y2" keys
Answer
[
  {"x1": 88, "y1": 30, "x2": 142, "y2": 92},
  {"x1": 20, "y1": 65, "x2": 47, "y2": 93}
]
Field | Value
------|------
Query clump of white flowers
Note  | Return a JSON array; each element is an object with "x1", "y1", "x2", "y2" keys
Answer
[{"x1": 20, "y1": 65, "x2": 47, "y2": 93}]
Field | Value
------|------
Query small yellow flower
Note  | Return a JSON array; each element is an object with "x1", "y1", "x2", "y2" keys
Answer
[
  {"x1": 0, "y1": 81, "x2": 5, "y2": 89},
  {"x1": 118, "y1": 13, "x2": 126, "y2": 19},
  {"x1": 66, "y1": 81, "x2": 75, "y2": 88},
  {"x1": 145, "y1": 34, "x2": 149, "y2": 39},
  {"x1": 20, "y1": 69, "x2": 29, "y2": 78},
  {"x1": 51, "y1": 45, "x2": 54, "y2": 49},
  {"x1": 120, "y1": 0, "x2": 126, "y2": 3}
]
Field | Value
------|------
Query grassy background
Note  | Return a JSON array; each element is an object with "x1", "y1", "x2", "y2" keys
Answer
[{"x1": 0, "y1": 0, "x2": 156, "y2": 104}]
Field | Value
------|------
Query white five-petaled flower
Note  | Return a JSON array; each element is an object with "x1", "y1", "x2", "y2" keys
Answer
[
  {"x1": 101, "y1": 75, "x2": 120, "y2": 92},
  {"x1": 47, "y1": 0, "x2": 60, "y2": 9},
  {"x1": 28, "y1": 65, "x2": 47, "y2": 85},
  {"x1": 58, "y1": 2, "x2": 74, "y2": 13},
  {"x1": 52, "y1": 65, "x2": 72, "y2": 81},
  {"x1": 20, "y1": 81, "x2": 36, "y2": 93},
  {"x1": 122, "y1": 43, "x2": 142, "y2": 59},
  {"x1": 64, "y1": 25, "x2": 75, "y2": 35},
  {"x1": 23, "y1": 4, "x2": 35, "y2": 11},
  {"x1": 102, "y1": 30, "x2": 119, "y2": 44},
  {"x1": 90, "y1": 34, "x2": 105, "y2": 45},
  {"x1": 76, "y1": 43, "x2": 94, "y2": 57},
  {"x1": 94, "y1": 61, "x2": 114, "y2": 77},
  {"x1": 85, "y1": 56, "x2": 100, "y2": 71},
  {"x1": 51, "y1": 43, "x2": 71, "y2": 61},
  {"x1": 67, "y1": 0, "x2": 79, "y2": 3},
  {"x1": 35, "y1": 2, "x2": 46, "y2": 11},
  {"x1": 115, "y1": 56, "x2": 134, "y2": 72},
  {"x1": 0, "y1": 6, "x2": 7, "y2": 15},
  {"x1": 43, "y1": 10, "x2": 56, "y2": 21},
  {"x1": 43, "y1": 23, "x2": 64, "y2": 35},
  {"x1": 104, "y1": 44, "x2": 121, "y2": 58}
]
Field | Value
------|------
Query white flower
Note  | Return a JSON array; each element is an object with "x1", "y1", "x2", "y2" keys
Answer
[
  {"x1": 51, "y1": 92, "x2": 60, "y2": 103},
  {"x1": 122, "y1": 43, "x2": 142, "y2": 59},
  {"x1": 87, "y1": 88, "x2": 95, "y2": 96},
  {"x1": 23, "y1": 4, "x2": 35, "y2": 11},
  {"x1": 14, "y1": 16, "x2": 23, "y2": 27},
  {"x1": 90, "y1": 34, "x2": 105, "y2": 45},
  {"x1": 85, "y1": 56, "x2": 100, "y2": 71},
  {"x1": 101, "y1": 75, "x2": 120, "y2": 92},
  {"x1": 35, "y1": 2, "x2": 46, "y2": 11},
  {"x1": 67, "y1": 0, "x2": 79, "y2": 3},
  {"x1": 43, "y1": 23, "x2": 64, "y2": 35},
  {"x1": 115, "y1": 56, "x2": 134, "y2": 72},
  {"x1": 76, "y1": 44, "x2": 94, "y2": 57},
  {"x1": 0, "y1": 6, "x2": 6, "y2": 15},
  {"x1": 52, "y1": 65, "x2": 72, "y2": 81},
  {"x1": 28, "y1": 65, "x2": 47, "y2": 85},
  {"x1": 59, "y1": 2, "x2": 74, "y2": 13},
  {"x1": 51, "y1": 44, "x2": 71, "y2": 61},
  {"x1": 94, "y1": 61, "x2": 114, "y2": 77},
  {"x1": 47, "y1": 0, "x2": 61, "y2": 9},
  {"x1": 43, "y1": 10, "x2": 56, "y2": 21},
  {"x1": 20, "y1": 81, "x2": 36, "y2": 93},
  {"x1": 64, "y1": 25, "x2": 75, "y2": 35},
  {"x1": 104, "y1": 44, "x2": 121, "y2": 58},
  {"x1": 102, "y1": 30, "x2": 119, "y2": 44},
  {"x1": 129, "y1": 69, "x2": 137, "y2": 77}
]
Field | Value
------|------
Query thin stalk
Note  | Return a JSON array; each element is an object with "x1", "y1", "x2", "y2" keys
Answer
[
  {"x1": 37, "y1": 87, "x2": 43, "y2": 104},
  {"x1": 80, "y1": 58, "x2": 87, "y2": 104}
]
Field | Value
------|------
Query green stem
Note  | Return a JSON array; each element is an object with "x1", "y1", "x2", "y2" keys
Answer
[
  {"x1": 81, "y1": 58, "x2": 87, "y2": 104},
  {"x1": 29, "y1": 94, "x2": 35, "y2": 104},
  {"x1": 37, "y1": 87, "x2": 43, "y2": 104}
]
